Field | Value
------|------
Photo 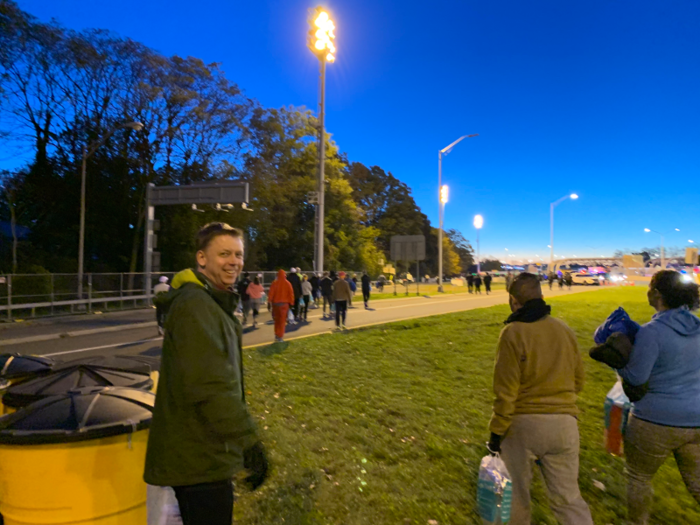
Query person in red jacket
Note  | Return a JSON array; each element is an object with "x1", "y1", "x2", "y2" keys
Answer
[{"x1": 267, "y1": 269, "x2": 294, "y2": 342}]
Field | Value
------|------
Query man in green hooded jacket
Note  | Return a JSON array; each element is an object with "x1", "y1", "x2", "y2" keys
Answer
[{"x1": 145, "y1": 222, "x2": 268, "y2": 525}]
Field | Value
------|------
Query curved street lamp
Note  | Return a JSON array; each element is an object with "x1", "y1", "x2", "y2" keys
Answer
[
  {"x1": 549, "y1": 193, "x2": 578, "y2": 268},
  {"x1": 438, "y1": 133, "x2": 478, "y2": 291},
  {"x1": 78, "y1": 121, "x2": 143, "y2": 300}
]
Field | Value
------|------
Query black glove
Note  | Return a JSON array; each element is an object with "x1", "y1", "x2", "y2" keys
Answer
[
  {"x1": 486, "y1": 433, "x2": 502, "y2": 455},
  {"x1": 243, "y1": 441, "x2": 269, "y2": 490}
]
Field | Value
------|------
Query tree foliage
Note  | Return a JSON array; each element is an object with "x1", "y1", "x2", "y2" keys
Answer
[{"x1": 0, "y1": 0, "x2": 467, "y2": 277}]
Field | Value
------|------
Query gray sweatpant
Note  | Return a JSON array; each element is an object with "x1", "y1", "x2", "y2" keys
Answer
[
  {"x1": 625, "y1": 415, "x2": 700, "y2": 524},
  {"x1": 500, "y1": 414, "x2": 593, "y2": 525}
]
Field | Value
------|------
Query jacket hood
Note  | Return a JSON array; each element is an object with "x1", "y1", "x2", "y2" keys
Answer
[
  {"x1": 653, "y1": 307, "x2": 700, "y2": 336},
  {"x1": 277, "y1": 269, "x2": 287, "y2": 280},
  {"x1": 171, "y1": 269, "x2": 203, "y2": 290}
]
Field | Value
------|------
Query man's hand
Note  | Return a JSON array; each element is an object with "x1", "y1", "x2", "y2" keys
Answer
[
  {"x1": 243, "y1": 441, "x2": 269, "y2": 490},
  {"x1": 486, "y1": 433, "x2": 502, "y2": 455}
]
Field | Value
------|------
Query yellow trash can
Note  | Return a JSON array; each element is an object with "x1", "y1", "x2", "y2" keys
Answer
[
  {"x1": 0, "y1": 386, "x2": 155, "y2": 525},
  {"x1": 63, "y1": 355, "x2": 160, "y2": 394},
  {"x1": 2, "y1": 363, "x2": 153, "y2": 412},
  {"x1": 0, "y1": 354, "x2": 54, "y2": 415}
]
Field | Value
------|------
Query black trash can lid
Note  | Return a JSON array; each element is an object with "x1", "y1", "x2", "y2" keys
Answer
[
  {"x1": 2, "y1": 363, "x2": 154, "y2": 409},
  {"x1": 0, "y1": 386, "x2": 155, "y2": 445},
  {"x1": 61, "y1": 354, "x2": 161, "y2": 374},
  {"x1": 0, "y1": 353, "x2": 54, "y2": 381}
]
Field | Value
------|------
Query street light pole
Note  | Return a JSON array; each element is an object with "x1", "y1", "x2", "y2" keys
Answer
[
  {"x1": 77, "y1": 121, "x2": 143, "y2": 300},
  {"x1": 644, "y1": 227, "x2": 680, "y2": 269},
  {"x1": 437, "y1": 133, "x2": 478, "y2": 292},
  {"x1": 474, "y1": 214, "x2": 483, "y2": 273},
  {"x1": 549, "y1": 193, "x2": 578, "y2": 270},
  {"x1": 308, "y1": 7, "x2": 335, "y2": 276}
]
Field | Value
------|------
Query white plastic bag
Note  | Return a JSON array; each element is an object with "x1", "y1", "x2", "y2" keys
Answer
[
  {"x1": 477, "y1": 453, "x2": 512, "y2": 524},
  {"x1": 604, "y1": 380, "x2": 631, "y2": 456},
  {"x1": 287, "y1": 309, "x2": 295, "y2": 323},
  {"x1": 147, "y1": 485, "x2": 183, "y2": 525}
]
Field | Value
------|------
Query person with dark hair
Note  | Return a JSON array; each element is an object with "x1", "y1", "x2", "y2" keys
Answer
[
  {"x1": 361, "y1": 272, "x2": 371, "y2": 308},
  {"x1": 286, "y1": 268, "x2": 302, "y2": 322},
  {"x1": 145, "y1": 222, "x2": 268, "y2": 525},
  {"x1": 564, "y1": 271, "x2": 573, "y2": 290},
  {"x1": 467, "y1": 273, "x2": 474, "y2": 293},
  {"x1": 474, "y1": 273, "x2": 483, "y2": 294},
  {"x1": 246, "y1": 275, "x2": 264, "y2": 328},
  {"x1": 237, "y1": 271, "x2": 252, "y2": 324},
  {"x1": 483, "y1": 272, "x2": 492, "y2": 294},
  {"x1": 332, "y1": 270, "x2": 353, "y2": 330},
  {"x1": 618, "y1": 270, "x2": 700, "y2": 524},
  {"x1": 320, "y1": 271, "x2": 333, "y2": 318},
  {"x1": 548, "y1": 271, "x2": 556, "y2": 290},
  {"x1": 309, "y1": 272, "x2": 321, "y2": 308},
  {"x1": 487, "y1": 272, "x2": 592, "y2": 525}
]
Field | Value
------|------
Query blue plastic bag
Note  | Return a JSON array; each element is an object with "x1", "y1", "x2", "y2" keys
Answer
[
  {"x1": 594, "y1": 307, "x2": 641, "y2": 344},
  {"x1": 477, "y1": 453, "x2": 512, "y2": 524}
]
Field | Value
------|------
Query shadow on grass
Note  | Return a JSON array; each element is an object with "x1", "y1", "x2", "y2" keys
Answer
[{"x1": 258, "y1": 341, "x2": 289, "y2": 357}]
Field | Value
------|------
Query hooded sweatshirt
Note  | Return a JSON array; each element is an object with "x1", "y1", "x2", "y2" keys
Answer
[
  {"x1": 619, "y1": 307, "x2": 700, "y2": 427},
  {"x1": 268, "y1": 269, "x2": 294, "y2": 305}
]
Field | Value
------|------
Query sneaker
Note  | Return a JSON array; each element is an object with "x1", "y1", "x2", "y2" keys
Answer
[{"x1": 158, "y1": 326, "x2": 164, "y2": 336}]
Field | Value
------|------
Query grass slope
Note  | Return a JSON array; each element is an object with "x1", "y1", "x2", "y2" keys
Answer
[{"x1": 235, "y1": 287, "x2": 700, "y2": 524}]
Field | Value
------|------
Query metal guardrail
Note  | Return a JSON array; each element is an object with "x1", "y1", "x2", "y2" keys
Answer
[{"x1": 0, "y1": 270, "x2": 365, "y2": 320}]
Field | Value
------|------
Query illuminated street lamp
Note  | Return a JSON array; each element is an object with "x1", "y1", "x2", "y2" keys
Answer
[
  {"x1": 78, "y1": 121, "x2": 143, "y2": 300},
  {"x1": 549, "y1": 193, "x2": 578, "y2": 269},
  {"x1": 437, "y1": 133, "x2": 478, "y2": 291},
  {"x1": 644, "y1": 227, "x2": 680, "y2": 269},
  {"x1": 474, "y1": 214, "x2": 483, "y2": 273},
  {"x1": 308, "y1": 7, "x2": 336, "y2": 274}
]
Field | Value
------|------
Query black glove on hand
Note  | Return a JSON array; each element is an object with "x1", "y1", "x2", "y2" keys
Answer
[
  {"x1": 243, "y1": 441, "x2": 269, "y2": 490},
  {"x1": 487, "y1": 433, "x2": 502, "y2": 455}
]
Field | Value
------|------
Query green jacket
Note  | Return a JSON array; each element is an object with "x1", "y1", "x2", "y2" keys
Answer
[{"x1": 144, "y1": 269, "x2": 258, "y2": 487}]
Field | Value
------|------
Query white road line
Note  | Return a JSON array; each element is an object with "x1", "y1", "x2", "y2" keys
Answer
[{"x1": 43, "y1": 337, "x2": 163, "y2": 357}]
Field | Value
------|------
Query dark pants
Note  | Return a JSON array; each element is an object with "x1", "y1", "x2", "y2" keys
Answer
[
  {"x1": 335, "y1": 300, "x2": 347, "y2": 326},
  {"x1": 362, "y1": 290, "x2": 370, "y2": 306},
  {"x1": 293, "y1": 296, "x2": 301, "y2": 319},
  {"x1": 302, "y1": 294, "x2": 310, "y2": 320},
  {"x1": 475, "y1": 284, "x2": 481, "y2": 294},
  {"x1": 485, "y1": 283, "x2": 491, "y2": 294},
  {"x1": 156, "y1": 306, "x2": 165, "y2": 328},
  {"x1": 173, "y1": 479, "x2": 233, "y2": 525},
  {"x1": 323, "y1": 294, "x2": 332, "y2": 314}
]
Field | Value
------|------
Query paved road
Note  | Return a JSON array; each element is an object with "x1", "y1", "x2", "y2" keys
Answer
[{"x1": 1, "y1": 286, "x2": 603, "y2": 363}]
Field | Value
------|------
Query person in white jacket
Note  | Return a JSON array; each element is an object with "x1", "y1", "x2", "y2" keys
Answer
[{"x1": 153, "y1": 276, "x2": 170, "y2": 335}]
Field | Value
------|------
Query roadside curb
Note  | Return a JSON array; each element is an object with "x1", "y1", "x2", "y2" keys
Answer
[{"x1": 0, "y1": 321, "x2": 158, "y2": 347}]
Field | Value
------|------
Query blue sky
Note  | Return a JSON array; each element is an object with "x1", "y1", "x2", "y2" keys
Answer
[{"x1": 9, "y1": 0, "x2": 700, "y2": 261}]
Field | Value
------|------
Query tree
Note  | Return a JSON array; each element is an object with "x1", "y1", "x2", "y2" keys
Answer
[{"x1": 446, "y1": 229, "x2": 475, "y2": 271}]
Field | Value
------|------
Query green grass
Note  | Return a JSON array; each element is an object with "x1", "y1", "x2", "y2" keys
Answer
[{"x1": 235, "y1": 287, "x2": 700, "y2": 524}]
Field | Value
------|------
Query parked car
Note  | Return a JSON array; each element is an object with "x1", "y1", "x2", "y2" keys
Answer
[{"x1": 571, "y1": 272, "x2": 604, "y2": 285}]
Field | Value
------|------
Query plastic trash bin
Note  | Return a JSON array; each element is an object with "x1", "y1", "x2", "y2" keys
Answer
[
  {"x1": 0, "y1": 386, "x2": 155, "y2": 525},
  {"x1": 0, "y1": 354, "x2": 54, "y2": 415},
  {"x1": 62, "y1": 355, "x2": 161, "y2": 393},
  {"x1": 2, "y1": 363, "x2": 153, "y2": 412}
]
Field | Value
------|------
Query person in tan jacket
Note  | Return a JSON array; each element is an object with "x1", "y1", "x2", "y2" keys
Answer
[
  {"x1": 332, "y1": 271, "x2": 353, "y2": 330},
  {"x1": 487, "y1": 272, "x2": 592, "y2": 525}
]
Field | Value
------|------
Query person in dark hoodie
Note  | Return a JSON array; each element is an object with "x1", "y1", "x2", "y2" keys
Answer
[
  {"x1": 487, "y1": 272, "x2": 591, "y2": 525},
  {"x1": 617, "y1": 270, "x2": 700, "y2": 524},
  {"x1": 236, "y1": 271, "x2": 252, "y2": 325},
  {"x1": 144, "y1": 223, "x2": 267, "y2": 525},
  {"x1": 286, "y1": 267, "x2": 303, "y2": 321},
  {"x1": 361, "y1": 271, "x2": 372, "y2": 308},
  {"x1": 320, "y1": 271, "x2": 334, "y2": 318}
]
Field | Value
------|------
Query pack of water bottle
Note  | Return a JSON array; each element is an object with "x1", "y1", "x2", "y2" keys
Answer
[{"x1": 477, "y1": 453, "x2": 513, "y2": 525}]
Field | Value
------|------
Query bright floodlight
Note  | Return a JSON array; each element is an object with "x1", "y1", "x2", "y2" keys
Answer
[
  {"x1": 440, "y1": 185, "x2": 449, "y2": 204},
  {"x1": 474, "y1": 214, "x2": 483, "y2": 229},
  {"x1": 570, "y1": 193, "x2": 578, "y2": 200},
  {"x1": 644, "y1": 228, "x2": 651, "y2": 232},
  {"x1": 310, "y1": 9, "x2": 336, "y2": 62}
]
